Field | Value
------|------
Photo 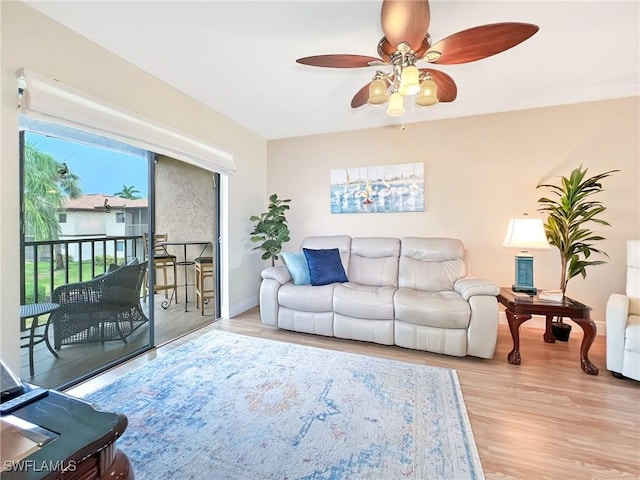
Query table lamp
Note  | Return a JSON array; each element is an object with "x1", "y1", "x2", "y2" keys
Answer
[{"x1": 503, "y1": 215, "x2": 550, "y2": 294}]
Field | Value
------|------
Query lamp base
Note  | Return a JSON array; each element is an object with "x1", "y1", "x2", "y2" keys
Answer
[
  {"x1": 512, "y1": 255, "x2": 537, "y2": 295},
  {"x1": 512, "y1": 284, "x2": 538, "y2": 295}
]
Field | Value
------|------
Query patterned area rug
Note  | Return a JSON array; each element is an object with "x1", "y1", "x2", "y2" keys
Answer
[{"x1": 83, "y1": 330, "x2": 484, "y2": 479}]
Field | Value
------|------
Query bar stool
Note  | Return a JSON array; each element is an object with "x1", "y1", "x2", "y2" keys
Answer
[
  {"x1": 142, "y1": 233, "x2": 178, "y2": 303},
  {"x1": 194, "y1": 256, "x2": 215, "y2": 315}
]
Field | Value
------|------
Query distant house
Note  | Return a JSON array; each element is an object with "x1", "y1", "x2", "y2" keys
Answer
[{"x1": 60, "y1": 194, "x2": 148, "y2": 261}]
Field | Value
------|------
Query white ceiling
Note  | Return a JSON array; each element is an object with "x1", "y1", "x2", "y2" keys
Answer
[{"x1": 24, "y1": 1, "x2": 640, "y2": 140}]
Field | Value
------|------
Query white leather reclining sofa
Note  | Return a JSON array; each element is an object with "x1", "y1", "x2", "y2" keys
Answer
[{"x1": 260, "y1": 236, "x2": 500, "y2": 359}]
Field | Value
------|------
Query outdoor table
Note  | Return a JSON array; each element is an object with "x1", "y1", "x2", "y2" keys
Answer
[{"x1": 20, "y1": 302, "x2": 60, "y2": 377}]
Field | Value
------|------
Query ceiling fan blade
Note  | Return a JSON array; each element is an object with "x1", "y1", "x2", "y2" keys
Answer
[
  {"x1": 425, "y1": 23, "x2": 539, "y2": 65},
  {"x1": 381, "y1": 0, "x2": 430, "y2": 51},
  {"x1": 419, "y1": 69, "x2": 457, "y2": 102},
  {"x1": 351, "y1": 82, "x2": 373, "y2": 108},
  {"x1": 296, "y1": 54, "x2": 385, "y2": 68},
  {"x1": 376, "y1": 37, "x2": 395, "y2": 63}
]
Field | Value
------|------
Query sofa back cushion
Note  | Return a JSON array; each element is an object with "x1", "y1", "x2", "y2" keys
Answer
[
  {"x1": 627, "y1": 240, "x2": 640, "y2": 315},
  {"x1": 398, "y1": 237, "x2": 466, "y2": 291},
  {"x1": 348, "y1": 237, "x2": 400, "y2": 287},
  {"x1": 301, "y1": 235, "x2": 352, "y2": 274}
]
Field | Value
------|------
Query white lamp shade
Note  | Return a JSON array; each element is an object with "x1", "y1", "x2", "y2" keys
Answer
[
  {"x1": 503, "y1": 217, "x2": 550, "y2": 250},
  {"x1": 416, "y1": 77, "x2": 438, "y2": 107},
  {"x1": 367, "y1": 79, "x2": 388, "y2": 105},
  {"x1": 398, "y1": 66, "x2": 420, "y2": 96},
  {"x1": 386, "y1": 92, "x2": 405, "y2": 116}
]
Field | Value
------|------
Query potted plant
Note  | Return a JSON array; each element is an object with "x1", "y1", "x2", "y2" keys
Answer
[
  {"x1": 536, "y1": 165, "x2": 618, "y2": 340},
  {"x1": 250, "y1": 194, "x2": 291, "y2": 266}
]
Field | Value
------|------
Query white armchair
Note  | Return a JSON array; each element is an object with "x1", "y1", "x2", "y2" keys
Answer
[{"x1": 606, "y1": 240, "x2": 640, "y2": 380}]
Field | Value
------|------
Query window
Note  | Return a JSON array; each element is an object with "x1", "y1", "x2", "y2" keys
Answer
[
  {"x1": 116, "y1": 212, "x2": 125, "y2": 223},
  {"x1": 58, "y1": 213, "x2": 67, "y2": 223}
]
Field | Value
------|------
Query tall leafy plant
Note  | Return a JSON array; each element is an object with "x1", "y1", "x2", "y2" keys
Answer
[
  {"x1": 250, "y1": 194, "x2": 291, "y2": 266},
  {"x1": 24, "y1": 142, "x2": 82, "y2": 270},
  {"x1": 537, "y1": 165, "x2": 618, "y2": 301}
]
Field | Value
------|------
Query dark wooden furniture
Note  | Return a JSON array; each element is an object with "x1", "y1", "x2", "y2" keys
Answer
[
  {"x1": 497, "y1": 287, "x2": 598, "y2": 375},
  {"x1": 2, "y1": 388, "x2": 132, "y2": 479},
  {"x1": 20, "y1": 303, "x2": 60, "y2": 377}
]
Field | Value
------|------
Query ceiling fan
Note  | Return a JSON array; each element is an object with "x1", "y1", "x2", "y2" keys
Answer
[{"x1": 296, "y1": 0, "x2": 539, "y2": 116}]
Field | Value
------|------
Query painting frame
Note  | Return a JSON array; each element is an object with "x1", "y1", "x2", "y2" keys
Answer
[{"x1": 330, "y1": 162, "x2": 425, "y2": 214}]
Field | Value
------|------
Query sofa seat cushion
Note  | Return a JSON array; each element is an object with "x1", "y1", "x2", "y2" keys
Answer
[
  {"x1": 394, "y1": 288, "x2": 470, "y2": 329},
  {"x1": 333, "y1": 282, "x2": 396, "y2": 320},
  {"x1": 278, "y1": 283, "x2": 335, "y2": 312}
]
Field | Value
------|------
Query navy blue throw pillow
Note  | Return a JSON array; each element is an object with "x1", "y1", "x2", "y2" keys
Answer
[{"x1": 303, "y1": 248, "x2": 348, "y2": 286}]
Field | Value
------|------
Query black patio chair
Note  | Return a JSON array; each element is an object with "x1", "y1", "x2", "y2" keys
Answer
[{"x1": 50, "y1": 260, "x2": 149, "y2": 349}]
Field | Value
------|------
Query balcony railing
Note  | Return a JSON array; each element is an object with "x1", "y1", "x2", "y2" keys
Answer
[{"x1": 21, "y1": 235, "x2": 145, "y2": 305}]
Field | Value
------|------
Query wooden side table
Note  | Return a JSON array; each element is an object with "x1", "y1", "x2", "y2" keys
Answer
[
  {"x1": 497, "y1": 287, "x2": 598, "y2": 375},
  {"x1": 3, "y1": 388, "x2": 132, "y2": 479}
]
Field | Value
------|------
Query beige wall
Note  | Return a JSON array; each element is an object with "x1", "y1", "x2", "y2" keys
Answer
[
  {"x1": 155, "y1": 155, "x2": 216, "y2": 294},
  {"x1": 267, "y1": 97, "x2": 640, "y2": 330},
  {"x1": 0, "y1": 2, "x2": 268, "y2": 372}
]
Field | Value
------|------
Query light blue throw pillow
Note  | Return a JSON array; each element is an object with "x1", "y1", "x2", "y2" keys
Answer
[
  {"x1": 303, "y1": 248, "x2": 348, "y2": 286},
  {"x1": 282, "y1": 251, "x2": 311, "y2": 285}
]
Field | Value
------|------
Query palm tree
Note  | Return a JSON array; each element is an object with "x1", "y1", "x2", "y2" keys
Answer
[
  {"x1": 24, "y1": 142, "x2": 82, "y2": 270},
  {"x1": 114, "y1": 184, "x2": 141, "y2": 200}
]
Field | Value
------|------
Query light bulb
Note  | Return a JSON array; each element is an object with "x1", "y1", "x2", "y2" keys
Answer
[
  {"x1": 367, "y1": 79, "x2": 388, "y2": 105},
  {"x1": 398, "y1": 66, "x2": 420, "y2": 96},
  {"x1": 386, "y1": 92, "x2": 405, "y2": 116},
  {"x1": 416, "y1": 76, "x2": 438, "y2": 107}
]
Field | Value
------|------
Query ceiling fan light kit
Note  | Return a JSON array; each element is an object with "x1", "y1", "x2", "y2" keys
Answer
[
  {"x1": 386, "y1": 92, "x2": 405, "y2": 117},
  {"x1": 398, "y1": 65, "x2": 420, "y2": 96},
  {"x1": 367, "y1": 78, "x2": 388, "y2": 106},
  {"x1": 416, "y1": 74, "x2": 438, "y2": 107},
  {"x1": 296, "y1": 0, "x2": 538, "y2": 120}
]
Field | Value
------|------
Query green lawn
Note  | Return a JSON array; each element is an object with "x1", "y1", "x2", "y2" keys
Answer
[{"x1": 23, "y1": 260, "x2": 108, "y2": 303}]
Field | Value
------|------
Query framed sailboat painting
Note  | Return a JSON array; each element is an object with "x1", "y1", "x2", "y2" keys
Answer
[{"x1": 330, "y1": 162, "x2": 425, "y2": 214}]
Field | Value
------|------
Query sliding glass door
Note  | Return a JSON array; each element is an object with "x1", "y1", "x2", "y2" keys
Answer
[
  {"x1": 19, "y1": 122, "x2": 221, "y2": 389},
  {"x1": 19, "y1": 125, "x2": 153, "y2": 388}
]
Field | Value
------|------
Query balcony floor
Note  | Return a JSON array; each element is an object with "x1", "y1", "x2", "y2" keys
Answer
[{"x1": 20, "y1": 291, "x2": 216, "y2": 388}]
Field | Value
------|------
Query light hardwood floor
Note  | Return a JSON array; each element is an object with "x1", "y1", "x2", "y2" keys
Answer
[{"x1": 68, "y1": 308, "x2": 640, "y2": 479}]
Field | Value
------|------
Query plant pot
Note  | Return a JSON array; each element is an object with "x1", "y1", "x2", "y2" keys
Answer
[{"x1": 552, "y1": 322, "x2": 572, "y2": 342}]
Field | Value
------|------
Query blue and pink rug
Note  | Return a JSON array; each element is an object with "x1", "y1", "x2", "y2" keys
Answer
[{"x1": 83, "y1": 330, "x2": 484, "y2": 479}]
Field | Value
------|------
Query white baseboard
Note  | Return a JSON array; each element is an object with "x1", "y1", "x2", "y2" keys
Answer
[
  {"x1": 498, "y1": 311, "x2": 606, "y2": 335},
  {"x1": 227, "y1": 296, "x2": 259, "y2": 319}
]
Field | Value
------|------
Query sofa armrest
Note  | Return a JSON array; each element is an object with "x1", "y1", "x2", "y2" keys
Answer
[
  {"x1": 261, "y1": 265, "x2": 291, "y2": 285},
  {"x1": 260, "y1": 266, "x2": 291, "y2": 328},
  {"x1": 606, "y1": 293, "x2": 630, "y2": 373},
  {"x1": 454, "y1": 277, "x2": 500, "y2": 301}
]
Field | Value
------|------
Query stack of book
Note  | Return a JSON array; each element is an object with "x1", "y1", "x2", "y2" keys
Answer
[
  {"x1": 538, "y1": 289, "x2": 564, "y2": 301},
  {"x1": 512, "y1": 291, "x2": 533, "y2": 302}
]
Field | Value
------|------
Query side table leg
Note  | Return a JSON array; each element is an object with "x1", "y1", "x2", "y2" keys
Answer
[
  {"x1": 543, "y1": 314, "x2": 556, "y2": 343},
  {"x1": 572, "y1": 317, "x2": 599, "y2": 375},
  {"x1": 506, "y1": 310, "x2": 532, "y2": 365}
]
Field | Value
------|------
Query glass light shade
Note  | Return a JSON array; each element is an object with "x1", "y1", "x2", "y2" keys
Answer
[
  {"x1": 386, "y1": 92, "x2": 405, "y2": 117},
  {"x1": 503, "y1": 217, "x2": 550, "y2": 250},
  {"x1": 398, "y1": 66, "x2": 420, "y2": 96},
  {"x1": 416, "y1": 77, "x2": 438, "y2": 107},
  {"x1": 367, "y1": 79, "x2": 388, "y2": 105}
]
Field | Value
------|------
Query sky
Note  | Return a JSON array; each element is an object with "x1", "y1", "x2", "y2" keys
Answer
[{"x1": 26, "y1": 131, "x2": 149, "y2": 198}]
